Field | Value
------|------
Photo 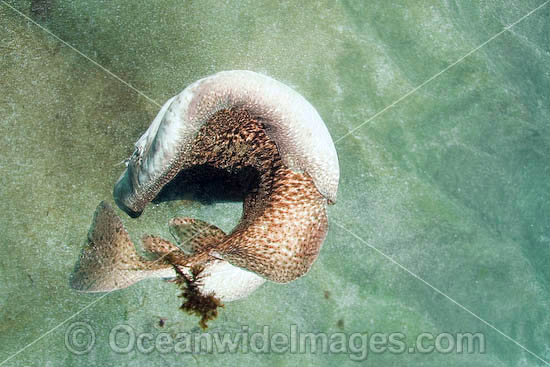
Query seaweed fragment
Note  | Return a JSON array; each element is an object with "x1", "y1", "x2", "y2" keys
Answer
[{"x1": 172, "y1": 264, "x2": 224, "y2": 329}]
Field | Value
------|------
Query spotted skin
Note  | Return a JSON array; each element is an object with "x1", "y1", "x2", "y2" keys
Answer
[
  {"x1": 141, "y1": 235, "x2": 190, "y2": 264},
  {"x1": 70, "y1": 202, "x2": 171, "y2": 291},
  {"x1": 168, "y1": 217, "x2": 226, "y2": 254},
  {"x1": 169, "y1": 107, "x2": 329, "y2": 283},
  {"x1": 72, "y1": 107, "x2": 330, "y2": 292}
]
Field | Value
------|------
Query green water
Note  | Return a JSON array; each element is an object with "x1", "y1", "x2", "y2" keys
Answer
[{"x1": 1, "y1": 1, "x2": 549, "y2": 366}]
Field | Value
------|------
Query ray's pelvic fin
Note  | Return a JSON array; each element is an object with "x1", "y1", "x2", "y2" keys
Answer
[{"x1": 168, "y1": 217, "x2": 227, "y2": 254}]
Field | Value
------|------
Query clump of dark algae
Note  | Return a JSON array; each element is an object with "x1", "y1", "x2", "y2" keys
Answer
[{"x1": 172, "y1": 264, "x2": 224, "y2": 329}]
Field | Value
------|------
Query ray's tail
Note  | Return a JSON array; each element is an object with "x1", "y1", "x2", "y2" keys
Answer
[{"x1": 70, "y1": 202, "x2": 177, "y2": 292}]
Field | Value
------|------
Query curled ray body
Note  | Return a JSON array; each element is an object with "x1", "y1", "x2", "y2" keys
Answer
[{"x1": 71, "y1": 70, "x2": 339, "y2": 304}]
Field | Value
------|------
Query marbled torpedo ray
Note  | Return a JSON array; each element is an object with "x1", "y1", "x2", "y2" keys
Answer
[{"x1": 71, "y1": 71, "x2": 339, "y2": 320}]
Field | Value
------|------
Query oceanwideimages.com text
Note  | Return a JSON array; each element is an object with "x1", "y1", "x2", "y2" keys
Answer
[{"x1": 65, "y1": 322, "x2": 486, "y2": 361}]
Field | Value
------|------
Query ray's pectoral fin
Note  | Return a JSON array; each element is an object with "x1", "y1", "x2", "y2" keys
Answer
[
  {"x1": 168, "y1": 217, "x2": 227, "y2": 254},
  {"x1": 70, "y1": 201, "x2": 173, "y2": 293},
  {"x1": 141, "y1": 234, "x2": 191, "y2": 266}
]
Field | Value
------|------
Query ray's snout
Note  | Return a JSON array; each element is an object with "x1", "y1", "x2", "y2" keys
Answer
[{"x1": 113, "y1": 170, "x2": 143, "y2": 218}]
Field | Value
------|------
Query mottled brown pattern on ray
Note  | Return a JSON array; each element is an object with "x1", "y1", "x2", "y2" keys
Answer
[
  {"x1": 141, "y1": 235, "x2": 190, "y2": 264},
  {"x1": 171, "y1": 107, "x2": 329, "y2": 283},
  {"x1": 169, "y1": 217, "x2": 227, "y2": 254},
  {"x1": 71, "y1": 202, "x2": 171, "y2": 291}
]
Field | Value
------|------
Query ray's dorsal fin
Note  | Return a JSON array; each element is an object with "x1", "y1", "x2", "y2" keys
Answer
[
  {"x1": 70, "y1": 201, "x2": 172, "y2": 293},
  {"x1": 168, "y1": 217, "x2": 226, "y2": 254}
]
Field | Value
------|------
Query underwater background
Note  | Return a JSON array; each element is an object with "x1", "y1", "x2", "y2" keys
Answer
[{"x1": 1, "y1": 0, "x2": 549, "y2": 366}]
